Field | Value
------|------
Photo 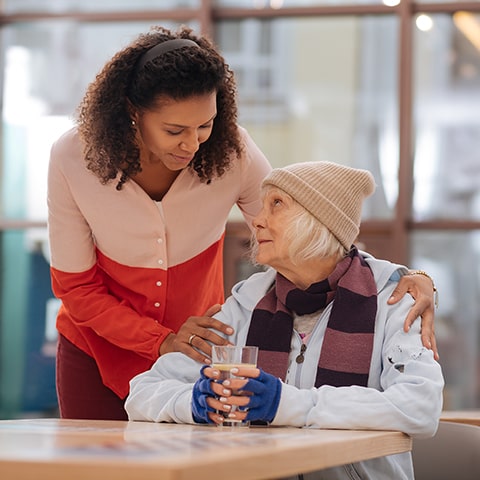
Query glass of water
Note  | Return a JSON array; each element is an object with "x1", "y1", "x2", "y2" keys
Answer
[{"x1": 211, "y1": 345, "x2": 258, "y2": 427}]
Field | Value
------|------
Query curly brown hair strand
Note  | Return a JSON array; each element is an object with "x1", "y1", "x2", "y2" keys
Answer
[{"x1": 76, "y1": 25, "x2": 241, "y2": 190}]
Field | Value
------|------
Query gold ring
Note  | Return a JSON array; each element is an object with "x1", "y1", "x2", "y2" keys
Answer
[{"x1": 188, "y1": 334, "x2": 197, "y2": 346}]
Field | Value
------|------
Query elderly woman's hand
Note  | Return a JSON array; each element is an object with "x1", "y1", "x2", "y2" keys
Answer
[
  {"x1": 387, "y1": 272, "x2": 439, "y2": 360},
  {"x1": 159, "y1": 304, "x2": 234, "y2": 364},
  {"x1": 192, "y1": 365, "x2": 237, "y2": 425},
  {"x1": 192, "y1": 366, "x2": 282, "y2": 425},
  {"x1": 191, "y1": 366, "x2": 217, "y2": 423},
  {"x1": 211, "y1": 367, "x2": 281, "y2": 424},
  {"x1": 240, "y1": 368, "x2": 282, "y2": 423}
]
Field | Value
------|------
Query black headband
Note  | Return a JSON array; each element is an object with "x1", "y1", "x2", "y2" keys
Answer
[{"x1": 135, "y1": 38, "x2": 200, "y2": 73}]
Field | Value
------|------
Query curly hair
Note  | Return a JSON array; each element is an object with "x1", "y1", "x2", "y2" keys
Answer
[{"x1": 76, "y1": 25, "x2": 241, "y2": 190}]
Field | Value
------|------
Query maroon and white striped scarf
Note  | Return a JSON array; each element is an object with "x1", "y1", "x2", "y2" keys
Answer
[{"x1": 246, "y1": 247, "x2": 377, "y2": 387}]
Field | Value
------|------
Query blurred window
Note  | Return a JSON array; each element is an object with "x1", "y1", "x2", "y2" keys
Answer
[
  {"x1": 1, "y1": 0, "x2": 200, "y2": 13},
  {"x1": 413, "y1": 13, "x2": 480, "y2": 221},
  {"x1": 1, "y1": 1, "x2": 480, "y2": 417},
  {"x1": 217, "y1": 16, "x2": 399, "y2": 221}
]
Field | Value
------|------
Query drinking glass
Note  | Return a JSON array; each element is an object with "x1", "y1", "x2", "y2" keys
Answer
[{"x1": 211, "y1": 345, "x2": 258, "y2": 427}]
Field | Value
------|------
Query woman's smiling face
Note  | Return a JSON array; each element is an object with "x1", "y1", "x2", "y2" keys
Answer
[{"x1": 135, "y1": 92, "x2": 217, "y2": 171}]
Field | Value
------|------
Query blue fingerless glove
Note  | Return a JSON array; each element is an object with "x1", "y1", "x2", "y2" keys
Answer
[
  {"x1": 242, "y1": 369, "x2": 282, "y2": 423},
  {"x1": 191, "y1": 365, "x2": 215, "y2": 424}
]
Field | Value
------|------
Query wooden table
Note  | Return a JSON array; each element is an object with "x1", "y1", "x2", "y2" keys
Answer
[
  {"x1": 440, "y1": 410, "x2": 480, "y2": 427},
  {"x1": 0, "y1": 418, "x2": 412, "y2": 480}
]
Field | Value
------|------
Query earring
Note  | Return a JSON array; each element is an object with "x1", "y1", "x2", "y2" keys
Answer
[{"x1": 131, "y1": 120, "x2": 136, "y2": 126}]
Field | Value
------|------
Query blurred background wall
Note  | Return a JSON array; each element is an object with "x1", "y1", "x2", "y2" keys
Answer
[{"x1": 1, "y1": 0, "x2": 479, "y2": 418}]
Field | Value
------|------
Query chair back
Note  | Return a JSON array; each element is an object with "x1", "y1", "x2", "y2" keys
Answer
[{"x1": 412, "y1": 421, "x2": 480, "y2": 480}]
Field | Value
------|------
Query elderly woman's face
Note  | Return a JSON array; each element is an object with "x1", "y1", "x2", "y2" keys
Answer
[{"x1": 252, "y1": 188, "x2": 301, "y2": 273}]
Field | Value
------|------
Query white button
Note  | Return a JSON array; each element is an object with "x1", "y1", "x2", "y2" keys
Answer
[
  {"x1": 156, "y1": 281, "x2": 162, "y2": 287},
  {"x1": 157, "y1": 238, "x2": 163, "y2": 244},
  {"x1": 154, "y1": 302, "x2": 160, "y2": 308},
  {"x1": 157, "y1": 259, "x2": 163, "y2": 265}
]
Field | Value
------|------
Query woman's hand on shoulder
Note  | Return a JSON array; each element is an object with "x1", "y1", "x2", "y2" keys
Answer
[
  {"x1": 387, "y1": 271, "x2": 439, "y2": 360},
  {"x1": 159, "y1": 304, "x2": 234, "y2": 364}
]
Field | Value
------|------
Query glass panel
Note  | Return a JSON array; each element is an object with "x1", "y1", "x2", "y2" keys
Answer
[
  {"x1": 2, "y1": 0, "x2": 199, "y2": 14},
  {"x1": 410, "y1": 230, "x2": 480, "y2": 409},
  {"x1": 413, "y1": 13, "x2": 480, "y2": 221},
  {"x1": 0, "y1": 228, "x2": 58, "y2": 418},
  {"x1": 417, "y1": 0, "x2": 480, "y2": 3},
  {"x1": 215, "y1": 0, "x2": 387, "y2": 6},
  {"x1": 216, "y1": 16, "x2": 399, "y2": 220}
]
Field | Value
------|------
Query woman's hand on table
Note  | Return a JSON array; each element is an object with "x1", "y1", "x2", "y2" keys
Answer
[{"x1": 159, "y1": 304, "x2": 234, "y2": 364}]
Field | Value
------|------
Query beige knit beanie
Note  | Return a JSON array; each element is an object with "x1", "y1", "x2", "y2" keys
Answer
[{"x1": 262, "y1": 161, "x2": 376, "y2": 250}]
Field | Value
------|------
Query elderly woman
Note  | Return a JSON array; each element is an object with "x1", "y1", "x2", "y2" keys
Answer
[{"x1": 125, "y1": 162, "x2": 444, "y2": 479}]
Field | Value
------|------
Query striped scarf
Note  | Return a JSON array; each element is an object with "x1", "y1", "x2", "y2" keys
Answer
[{"x1": 245, "y1": 247, "x2": 377, "y2": 387}]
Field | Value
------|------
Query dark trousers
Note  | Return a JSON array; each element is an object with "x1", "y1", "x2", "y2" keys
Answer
[{"x1": 56, "y1": 334, "x2": 128, "y2": 420}]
